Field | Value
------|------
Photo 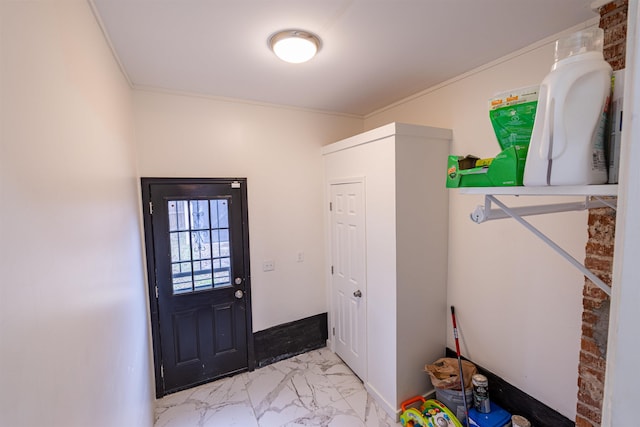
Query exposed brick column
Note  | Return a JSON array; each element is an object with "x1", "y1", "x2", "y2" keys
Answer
[
  {"x1": 575, "y1": 2, "x2": 627, "y2": 426},
  {"x1": 576, "y1": 208, "x2": 616, "y2": 427},
  {"x1": 600, "y1": 1, "x2": 629, "y2": 70}
]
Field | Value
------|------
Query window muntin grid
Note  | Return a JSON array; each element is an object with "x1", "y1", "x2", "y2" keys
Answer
[{"x1": 168, "y1": 199, "x2": 231, "y2": 294}]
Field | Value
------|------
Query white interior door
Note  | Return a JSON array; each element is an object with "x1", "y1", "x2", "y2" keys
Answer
[{"x1": 330, "y1": 181, "x2": 367, "y2": 380}]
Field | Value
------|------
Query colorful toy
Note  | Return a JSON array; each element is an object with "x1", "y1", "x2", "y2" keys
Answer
[
  {"x1": 400, "y1": 397, "x2": 464, "y2": 427},
  {"x1": 421, "y1": 399, "x2": 463, "y2": 427},
  {"x1": 400, "y1": 396, "x2": 429, "y2": 427}
]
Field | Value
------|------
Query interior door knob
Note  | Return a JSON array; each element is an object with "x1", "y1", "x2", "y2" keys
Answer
[
  {"x1": 235, "y1": 290, "x2": 244, "y2": 299},
  {"x1": 353, "y1": 290, "x2": 362, "y2": 298}
]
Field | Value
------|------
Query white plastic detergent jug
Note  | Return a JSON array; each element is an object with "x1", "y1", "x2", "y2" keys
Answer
[{"x1": 524, "y1": 28, "x2": 611, "y2": 186}]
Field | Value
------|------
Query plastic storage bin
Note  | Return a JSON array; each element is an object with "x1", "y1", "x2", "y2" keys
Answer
[
  {"x1": 435, "y1": 388, "x2": 473, "y2": 422},
  {"x1": 468, "y1": 401, "x2": 511, "y2": 427}
]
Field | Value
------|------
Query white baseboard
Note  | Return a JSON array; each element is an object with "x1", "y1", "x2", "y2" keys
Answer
[{"x1": 364, "y1": 382, "x2": 400, "y2": 421}]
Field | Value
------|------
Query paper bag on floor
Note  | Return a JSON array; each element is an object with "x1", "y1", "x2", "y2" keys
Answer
[{"x1": 425, "y1": 357, "x2": 477, "y2": 390}]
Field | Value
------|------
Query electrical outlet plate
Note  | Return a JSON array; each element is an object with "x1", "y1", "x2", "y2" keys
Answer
[{"x1": 263, "y1": 260, "x2": 275, "y2": 271}]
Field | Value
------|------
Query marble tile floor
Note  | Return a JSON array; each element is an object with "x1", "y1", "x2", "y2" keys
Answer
[{"x1": 154, "y1": 347, "x2": 403, "y2": 427}]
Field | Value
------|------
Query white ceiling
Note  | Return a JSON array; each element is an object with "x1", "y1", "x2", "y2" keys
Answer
[{"x1": 91, "y1": 0, "x2": 598, "y2": 116}]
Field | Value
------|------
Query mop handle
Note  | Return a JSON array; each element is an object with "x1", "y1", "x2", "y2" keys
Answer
[
  {"x1": 451, "y1": 306, "x2": 471, "y2": 427},
  {"x1": 452, "y1": 306, "x2": 461, "y2": 354}
]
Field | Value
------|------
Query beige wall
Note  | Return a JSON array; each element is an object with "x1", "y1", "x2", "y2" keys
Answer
[
  {"x1": 133, "y1": 90, "x2": 363, "y2": 331},
  {"x1": 364, "y1": 21, "x2": 599, "y2": 419},
  {"x1": 0, "y1": 0, "x2": 607, "y2": 422},
  {"x1": 0, "y1": 1, "x2": 152, "y2": 425}
]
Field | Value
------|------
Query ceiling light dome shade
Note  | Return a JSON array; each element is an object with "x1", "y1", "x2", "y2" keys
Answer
[{"x1": 269, "y1": 30, "x2": 321, "y2": 64}]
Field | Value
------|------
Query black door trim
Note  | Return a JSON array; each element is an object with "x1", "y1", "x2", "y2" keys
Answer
[{"x1": 141, "y1": 177, "x2": 255, "y2": 398}]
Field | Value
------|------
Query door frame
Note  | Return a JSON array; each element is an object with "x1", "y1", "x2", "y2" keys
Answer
[
  {"x1": 326, "y1": 177, "x2": 367, "y2": 378},
  {"x1": 141, "y1": 177, "x2": 255, "y2": 398}
]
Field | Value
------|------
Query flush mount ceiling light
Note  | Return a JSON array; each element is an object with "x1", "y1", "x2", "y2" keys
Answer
[{"x1": 269, "y1": 30, "x2": 321, "y2": 64}]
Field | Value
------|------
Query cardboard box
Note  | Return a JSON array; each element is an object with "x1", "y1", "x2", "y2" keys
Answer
[{"x1": 446, "y1": 145, "x2": 528, "y2": 188}]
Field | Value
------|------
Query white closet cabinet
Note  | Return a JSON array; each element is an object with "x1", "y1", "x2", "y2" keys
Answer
[{"x1": 322, "y1": 122, "x2": 452, "y2": 418}]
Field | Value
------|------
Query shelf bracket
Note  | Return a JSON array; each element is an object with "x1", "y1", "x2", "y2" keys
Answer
[
  {"x1": 471, "y1": 194, "x2": 616, "y2": 296},
  {"x1": 472, "y1": 196, "x2": 617, "y2": 223}
]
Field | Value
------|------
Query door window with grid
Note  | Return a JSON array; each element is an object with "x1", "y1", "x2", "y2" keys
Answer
[{"x1": 168, "y1": 199, "x2": 231, "y2": 293}]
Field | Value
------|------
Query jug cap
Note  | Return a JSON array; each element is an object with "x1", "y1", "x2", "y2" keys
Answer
[{"x1": 555, "y1": 27, "x2": 604, "y2": 62}]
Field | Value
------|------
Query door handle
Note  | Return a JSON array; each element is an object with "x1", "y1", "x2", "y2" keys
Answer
[
  {"x1": 353, "y1": 290, "x2": 362, "y2": 298},
  {"x1": 235, "y1": 290, "x2": 244, "y2": 299}
]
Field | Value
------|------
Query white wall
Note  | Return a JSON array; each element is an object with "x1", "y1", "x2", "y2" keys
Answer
[
  {"x1": 364, "y1": 21, "x2": 599, "y2": 419},
  {"x1": 323, "y1": 134, "x2": 399, "y2": 411},
  {"x1": 133, "y1": 90, "x2": 363, "y2": 331},
  {"x1": 603, "y1": 1, "x2": 640, "y2": 424},
  {"x1": 322, "y1": 125, "x2": 451, "y2": 417},
  {"x1": 0, "y1": 2, "x2": 153, "y2": 426}
]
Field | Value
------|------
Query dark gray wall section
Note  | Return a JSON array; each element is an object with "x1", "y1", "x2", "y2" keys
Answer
[
  {"x1": 254, "y1": 313, "x2": 328, "y2": 368},
  {"x1": 445, "y1": 348, "x2": 573, "y2": 427}
]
